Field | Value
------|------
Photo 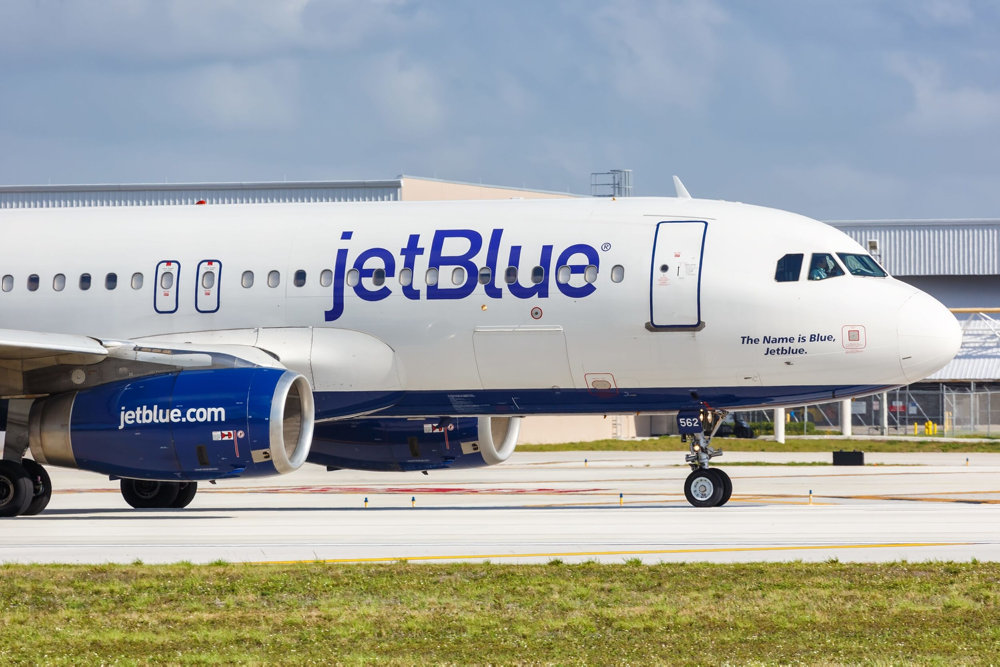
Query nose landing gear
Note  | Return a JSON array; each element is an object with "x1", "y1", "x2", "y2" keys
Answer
[{"x1": 679, "y1": 408, "x2": 732, "y2": 507}]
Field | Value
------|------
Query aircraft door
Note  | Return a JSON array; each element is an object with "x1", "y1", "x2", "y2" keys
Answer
[
  {"x1": 154, "y1": 261, "x2": 180, "y2": 314},
  {"x1": 195, "y1": 260, "x2": 221, "y2": 313},
  {"x1": 649, "y1": 221, "x2": 706, "y2": 329}
]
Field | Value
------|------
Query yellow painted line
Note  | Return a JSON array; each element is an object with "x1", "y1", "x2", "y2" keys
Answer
[{"x1": 252, "y1": 541, "x2": 975, "y2": 565}]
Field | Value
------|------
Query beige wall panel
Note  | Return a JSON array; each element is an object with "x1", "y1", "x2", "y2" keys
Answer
[
  {"x1": 401, "y1": 176, "x2": 576, "y2": 201},
  {"x1": 516, "y1": 415, "x2": 638, "y2": 445}
]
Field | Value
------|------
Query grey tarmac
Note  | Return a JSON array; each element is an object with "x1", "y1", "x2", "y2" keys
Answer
[{"x1": 3, "y1": 450, "x2": 999, "y2": 565}]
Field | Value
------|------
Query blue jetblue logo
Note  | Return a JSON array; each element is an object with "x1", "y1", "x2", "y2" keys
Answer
[{"x1": 325, "y1": 228, "x2": 600, "y2": 321}]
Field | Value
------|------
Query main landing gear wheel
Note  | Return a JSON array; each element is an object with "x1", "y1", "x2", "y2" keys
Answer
[
  {"x1": 684, "y1": 468, "x2": 724, "y2": 508},
  {"x1": 170, "y1": 482, "x2": 198, "y2": 509},
  {"x1": 0, "y1": 460, "x2": 33, "y2": 517},
  {"x1": 20, "y1": 459, "x2": 52, "y2": 516},
  {"x1": 120, "y1": 479, "x2": 180, "y2": 509}
]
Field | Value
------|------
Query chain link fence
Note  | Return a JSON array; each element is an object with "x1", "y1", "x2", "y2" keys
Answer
[{"x1": 738, "y1": 383, "x2": 1000, "y2": 437}]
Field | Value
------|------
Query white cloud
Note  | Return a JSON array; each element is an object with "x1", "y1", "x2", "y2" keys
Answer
[
  {"x1": 888, "y1": 54, "x2": 1000, "y2": 135},
  {"x1": 908, "y1": 0, "x2": 974, "y2": 26},
  {"x1": 156, "y1": 60, "x2": 301, "y2": 130},
  {"x1": 585, "y1": 0, "x2": 729, "y2": 109},
  {"x1": 364, "y1": 52, "x2": 445, "y2": 137},
  {"x1": 0, "y1": 0, "x2": 417, "y2": 63}
]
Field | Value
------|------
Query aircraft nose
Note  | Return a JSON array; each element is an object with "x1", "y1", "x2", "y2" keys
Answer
[{"x1": 897, "y1": 291, "x2": 962, "y2": 384}]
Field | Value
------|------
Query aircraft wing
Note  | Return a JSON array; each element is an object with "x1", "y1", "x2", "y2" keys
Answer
[
  {"x1": 0, "y1": 329, "x2": 108, "y2": 362},
  {"x1": 0, "y1": 328, "x2": 286, "y2": 399}
]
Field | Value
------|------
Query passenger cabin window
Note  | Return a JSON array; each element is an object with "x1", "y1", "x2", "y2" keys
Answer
[
  {"x1": 530, "y1": 266, "x2": 545, "y2": 284},
  {"x1": 610, "y1": 265, "x2": 625, "y2": 283},
  {"x1": 80, "y1": 273, "x2": 92, "y2": 291},
  {"x1": 478, "y1": 267, "x2": 492, "y2": 285},
  {"x1": 53, "y1": 274, "x2": 66, "y2": 292},
  {"x1": 201, "y1": 271, "x2": 215, "y2": 289},
  {"x1": 27, "y1": 274, "x2": 39, "y2": 292},
  {"x1": 398, "y1": 267, "x2": 412, "y2": 287},
  {"x1": 584, "y1": 265, "x2": 598, "y2": 284},
  {"x1": 346, "y1": 268, "x2": 360, "y2": 287},
  {"x1": 320, "y1": 269, "x2": 333, "y2": 287},
  {"x1": 425, "y1": 267, "x2": 439, "y2": 286},
  {"x1": 451, "y1": 267, "x2": 465, "y2": 286},
  {"x1": 504, "y1": 267, "x2": 517, "y2": 284},
  {"x1": 293, "y1": 270, "x2": 306, "y2": 287},
  {"x1": 159, "y1": 272, "x2": 173, "y2": 290},
  {"x1": 372, "y1": 268, "x2": 386, "y2": 286},
  {"x1": 131, "y1": 273, "x2": 143, "y2": 290},
  {"x1": 1, "y1": 275, "x2": 12, "y2": 292},
  {"x1": 241, "y1": 270, "x2": 254, "y2": 288},
  {"x1": 774, "y1": 254, "x2": 803, "y2": 282},
  {"x1": 106, "y1": 273, "x2": 117, "y2": 290},
  {"x1": 808, "y1": 253, "x2": 845, "y2": 281},
  {"x1": 267, "y1": 270, "x2": 280, "y2": 288},
  {"x1": 837, "y1": 253, "x2": 887, "y2": 277}
]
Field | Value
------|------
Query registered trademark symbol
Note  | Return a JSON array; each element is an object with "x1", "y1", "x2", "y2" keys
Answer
[{"x1": 601, "y1": 243, "x2": 612, "y2": 252}]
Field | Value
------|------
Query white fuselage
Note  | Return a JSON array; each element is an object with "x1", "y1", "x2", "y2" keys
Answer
[{"x1": 0, "y1": 197, "x2": 960, "y2": 418}]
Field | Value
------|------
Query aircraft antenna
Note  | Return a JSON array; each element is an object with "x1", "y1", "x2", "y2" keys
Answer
[{"x1": 673, "y1": 175, "x2": 692, "y2": 199}]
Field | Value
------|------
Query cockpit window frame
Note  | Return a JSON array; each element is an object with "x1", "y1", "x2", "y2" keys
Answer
[
  {"x1": 774, "y1": 253, "x2": 804, "y2": 282},
  {"x1": 837, "y1": 252, "x2": 888, "y2": 278},
  {"x1": 807, "y1": 253, "x2": 845, "y2": 281}
]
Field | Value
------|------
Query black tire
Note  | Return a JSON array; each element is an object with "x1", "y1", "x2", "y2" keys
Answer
[
  {"x1": 684, "y1": 468, "x2": 723, "y2": 508},
  {"x1": 170, "y1": 482, "x2": 198, "y2": 508},
  {"x1": 20, "y1": 459, "x2": 52, "y2": 516},
  {"x1": 120, "y1": 479, "x2": 180, "y2": 509},
  {"x1": 0, "y1": 461, "x2": 33, "y2": 517},
  {"x1": 710, "y1": 468, "x2": 733, "y2": 507}
]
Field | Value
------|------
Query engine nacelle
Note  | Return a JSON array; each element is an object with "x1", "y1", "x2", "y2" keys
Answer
[
  {"x1": 29, "y1": 368, "x2": 314, "y2": 481},
  {"x1": 307, "y1": 415, "x2": 521, "y2": 472}
]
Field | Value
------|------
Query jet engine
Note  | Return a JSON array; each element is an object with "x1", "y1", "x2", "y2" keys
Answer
[
  {"x1": 307, "y1": 415, "x2": 521, "y2": 472},
  {"x1": 28, "y1": 367, "x2": 313, "y2": 481}
]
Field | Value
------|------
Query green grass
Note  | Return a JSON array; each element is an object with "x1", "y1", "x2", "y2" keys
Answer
[
  {"x1": 518, "y1": 435, "x2": 1000, "y2": 453},
  {"x1": 1, "y1": 562, "x2": 998, "y2": 664}
]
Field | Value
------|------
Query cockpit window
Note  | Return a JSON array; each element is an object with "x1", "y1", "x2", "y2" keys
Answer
[
  {"x1": 774, "y1": 254, "x2": 803, "y2": 282},
  {"x1": 808, "y1": 253, "x2": 845, "y2": 281},
  {"x1": 837, "y1": 253, "x2": 887, "y2": 277}
]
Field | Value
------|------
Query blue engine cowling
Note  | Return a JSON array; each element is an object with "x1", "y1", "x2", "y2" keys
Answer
[
  {"x1": 28, "y1": 367, "x2": 314, "y2": 481},
  {"x1": 307, "y1": 416, "x2": 521, "y2": 472}
]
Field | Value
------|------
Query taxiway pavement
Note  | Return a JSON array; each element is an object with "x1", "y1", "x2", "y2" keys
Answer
[{"x1": 3, "y1": 451, "x2": 999, "y2": 564}]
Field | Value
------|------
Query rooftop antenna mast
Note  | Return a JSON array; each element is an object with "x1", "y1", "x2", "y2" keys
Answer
[{"x1": 591, "y1": 169, "x2": 632, "y2": 197}]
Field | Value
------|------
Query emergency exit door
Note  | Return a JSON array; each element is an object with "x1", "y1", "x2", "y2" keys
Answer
[{"x1": 649, "y1": 221, "x2": 706, "y2": 329}]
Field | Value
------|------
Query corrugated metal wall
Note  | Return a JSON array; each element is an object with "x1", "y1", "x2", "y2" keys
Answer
[
  {"x1": 830, "y1": 219, "x2": 1000, "y2": 277},
  {"x1": 0, "y1": 181, "x2": 401, "y2": 209}
]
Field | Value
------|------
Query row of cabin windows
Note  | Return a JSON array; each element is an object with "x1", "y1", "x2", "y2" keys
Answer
[
  {"x1": 2, "y1": 264, "x2": 626, "y2": 293},
  {"x1": 1, "y1": 272, "x2": 145, "y2": 293},
  {"x1": 237, "y1": 264, "x2": 623, "y2": 288}
]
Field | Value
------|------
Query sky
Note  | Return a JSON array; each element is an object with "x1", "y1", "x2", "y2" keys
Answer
[{"x1": 1, "y1": 0, "x2": 999, "y2": 220}]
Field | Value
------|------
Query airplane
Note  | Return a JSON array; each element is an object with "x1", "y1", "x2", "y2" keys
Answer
[{"x1": 0, "y1": 181, "x2": 961, "y2": 515}]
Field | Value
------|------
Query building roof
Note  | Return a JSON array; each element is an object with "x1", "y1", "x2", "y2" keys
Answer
[{"x1": 0, "y1": 175, "x2": 576, "y2": 208}]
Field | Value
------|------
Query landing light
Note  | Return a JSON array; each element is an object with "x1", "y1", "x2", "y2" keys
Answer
[{"x1": 692, "y1": 444, "x2": 701, "y2": 453}]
